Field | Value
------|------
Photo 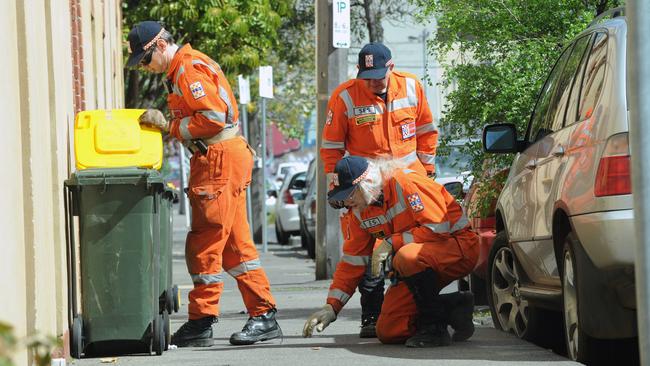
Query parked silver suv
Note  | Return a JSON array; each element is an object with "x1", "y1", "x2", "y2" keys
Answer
[{"x1": 482, "y1": 9, "x2": 635, "y2": 363}]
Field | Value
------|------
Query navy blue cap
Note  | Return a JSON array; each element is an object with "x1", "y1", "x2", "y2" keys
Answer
[
  {"x1": 357, "y1": 43, "x2": 393, "y2": 80},
  {"x1": 328, "y1": 156, "x2": 370, "y2": 202},
  {"x1": 126, "y1": 21, "x2": 164, "y2": 68}
]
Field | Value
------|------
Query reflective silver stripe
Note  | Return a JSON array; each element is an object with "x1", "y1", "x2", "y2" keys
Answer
[
  {"x1": 179, "y1": 117, "x2": 193, "y2": 140},
  {"x1": 402, "y1": 230, "x2": 414, "y2": 244},
  {"x1": 321, "y1": 140, "x2": 345, "y2": 149},
  {"x1": 227, "y1": 259, "x2": 262, "y2": 277},
  {"x1": 397, "y1": 151, "x2": 418, "y2": 165},
  {"x1": 191, "y1": 272, "x2": 223, "y2": 284},
  {"x1": 403, "y1": 169, "x2": 416, "y2": 174},
  {"x1": 341, "y1": 254, "x2": 370, "y2": 266},
  {"x1": 416, "y1": 122, "x2": 437, "y2": 135},
  {"x1": 386, "y1": 181, "x2": 407, "y2": 221},
  {"x1": 389, "y1": 77, "x2": 418, "y2": 111},
  {"x1": 192, "y1": 59, "x2": 219, "y2": 75},
  {"x1": 200, "y1": 110, "x2": 226, "y2": 123},
  {"x1": 422, "y1": 221, "x2": 451, "y2": 233},
  {"x1": 172, "y1": 66, "x2": 185, "y2": 96},
  {"x1": 417, "y1": 152, "x2": 436, "y2": 165},
  {"x1": 339, "y1": 89, "x2": 355, "y2": 118},
  {"x1": 384, "y1": 236, "x2": 393, "y2": 245},
  {"x1": 218, "y1": 85, "x2": 236, "y2": 125},
  {"x1": 327, "y1": 289, "x2": 351, "y2": 304},
  {"x1": 451, "y1": 214, "x2": 470, "y2": 232}
]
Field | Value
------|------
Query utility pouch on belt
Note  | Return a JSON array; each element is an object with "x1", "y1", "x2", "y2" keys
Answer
[{"x1": 192, "y1": 139, "x2": 208, "y2": 155}]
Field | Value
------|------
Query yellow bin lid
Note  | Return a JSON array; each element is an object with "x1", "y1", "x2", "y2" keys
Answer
[{"x1": 74, "y1": 109, "x2": 163, "y2": 170}]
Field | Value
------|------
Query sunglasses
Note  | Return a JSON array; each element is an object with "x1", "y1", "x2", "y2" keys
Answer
[{"x1": 140, "y1": 45, "x2": 157, "y2": 67}]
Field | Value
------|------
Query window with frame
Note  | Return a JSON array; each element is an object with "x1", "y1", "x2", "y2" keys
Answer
[
  {"x1": 578, "y1": 32, "x2": 608, "y2": 120},
  {"x1": 527, "y1": 46, "x2": 573, "y2": 143}
]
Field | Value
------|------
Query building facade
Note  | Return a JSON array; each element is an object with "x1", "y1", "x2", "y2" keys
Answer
[{"x1": 0, "y1": 0, "x2": 124, "y2": 364}]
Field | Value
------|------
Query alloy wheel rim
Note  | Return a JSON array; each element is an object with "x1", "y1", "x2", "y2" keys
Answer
[
  {"x1": 563, "y1": 249, "x2": 579, "y2": 360},
  {"x1": 491, "y1": 246, "x2": 529, "y2": 337}
]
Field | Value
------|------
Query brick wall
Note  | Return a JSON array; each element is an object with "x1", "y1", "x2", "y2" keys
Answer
[{"x1": 70, "y1": 0, "x2": 85, "y2": 114}]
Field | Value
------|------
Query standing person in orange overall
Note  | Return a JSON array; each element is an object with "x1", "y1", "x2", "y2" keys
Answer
[
  {"x1": 303, "y1": 156, "x2": 479, "y2": 347},
  {"x1": 127, "y1": 21, "x2": 281, "y2": 347},
  {"x1": 320, "y1": 42, "x2": 464, "y2": 338}
]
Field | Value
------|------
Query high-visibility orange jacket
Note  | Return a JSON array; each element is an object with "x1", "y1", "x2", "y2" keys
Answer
[
  {"x1": 321, "y1": 71, "x2": 438, "y2": 175},
  {"x1": 326, "y1": 169, "x2": 472, "y2": 313},
  {"x1": 167, "y1": 44, "x2": 239, "y2": 141}
]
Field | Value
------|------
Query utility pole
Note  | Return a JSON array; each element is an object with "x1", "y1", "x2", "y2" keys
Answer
[
  {"x1": 628, "y1": 2, "x2": 650, "y2": 364},
  {"x1": 315, "y1": 0, "x2": 348, "y2": 279}
]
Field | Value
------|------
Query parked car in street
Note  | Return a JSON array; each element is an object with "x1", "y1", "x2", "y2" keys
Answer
[
  {"x1": 482, "y1": 9, "x2": 635, "y2": 363},
  {"x1": 299, "y1": 159, "x2": 317, "y2": 259},
  {"x1": 274, "y1": 169, "x2": 307, "y2": 245},
  {"x1": 435, "y1": 141, "x2": 474, "y2": 193}
]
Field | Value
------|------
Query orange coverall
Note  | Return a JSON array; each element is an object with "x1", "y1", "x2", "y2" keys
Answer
[
  {"x1": 320, "y1": 71, "x2": 438, "y2": 176},
  {"x1": 325, "y1": 169, "x2": 479, "y2": 343},
  {"x1": 166, "y1": 44, "x2": 276, "y2": 320}
]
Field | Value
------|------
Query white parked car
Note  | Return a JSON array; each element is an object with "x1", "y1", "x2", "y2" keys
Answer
[{"x1": 274, "y1": 169, "x2": 307, "y2": 245}]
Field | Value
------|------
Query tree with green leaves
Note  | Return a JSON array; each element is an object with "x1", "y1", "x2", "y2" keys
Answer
[{"x1": 412, "y1": 0, "x2": 622, "y2": 217}]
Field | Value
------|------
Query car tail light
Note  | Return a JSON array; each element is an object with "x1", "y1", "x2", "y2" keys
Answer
[
  {"x1": 594, "y1": 133, "x2": 631, "y2": 197},
  {"x1": 283, "y1": 189, "x2": 294, "y2": 204}
]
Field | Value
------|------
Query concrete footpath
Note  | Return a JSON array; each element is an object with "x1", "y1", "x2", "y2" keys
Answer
[{"x1": 73, "y1": 208, "x2": 579, "y2": 366}]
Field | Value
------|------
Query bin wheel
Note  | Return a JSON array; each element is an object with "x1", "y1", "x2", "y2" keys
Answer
[
  {"x1": 152, "y1": 314, "x2": 165, "y2": 355},
  {"x1": 70, "y1": 315, "x2": 83, "y2": 359},
  {"x1": 163, "y1": 310, "x2": 171, "y2": 351},
  {"x1": 165, "y1": 288, "x2": 174, "y2": 314},
  {"x1": 172, "y1": 284, "x2": 180, "y2": 313}
]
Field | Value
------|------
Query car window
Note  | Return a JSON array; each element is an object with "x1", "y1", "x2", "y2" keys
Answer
[
  {"x1": 565, "y1": 34, "x2": 595, "y2": 124},
  {"x1": 546, "y1": 35, "x2": 593, "y2": 131},
  {"x1": 578, "y1": 32, "x2": 608, "y2": 120},
  {"x1": 528, "y1": 46, "x2": 573, "y2": 143},
  {"x1": 436, "y1": 145, "x2": 471, "y2": 178}
]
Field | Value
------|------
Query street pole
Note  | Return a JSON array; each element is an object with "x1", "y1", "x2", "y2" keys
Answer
[
  {"x1": 316, "y1": 0, "x2": 348, "y2": 279},
  {"x1": 422, "y1": 29, "x2": 428, "y2": 96},
  {"x1": 261, "y1": 97, "x2": 268, "y2": 253},
  {"x1": 628, "y1": 2, "x2": 650, "y2": 364},
  {"x1": 178, "y1": 141, "x2": 190, "y2": 228}
]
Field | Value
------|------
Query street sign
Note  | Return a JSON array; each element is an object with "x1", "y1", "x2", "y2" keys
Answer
[
  {"x1": 259, "y1": 66, "x2": 274, "y2": 99},
  {"x1": 332, "y1": 0, "x2": 350, "y2": 48},
  {"x1": 238, "y1": 75, "x2": 250, "y2": 104}
]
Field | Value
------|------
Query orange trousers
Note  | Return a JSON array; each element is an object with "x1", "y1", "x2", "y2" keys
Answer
[
  {"x1": 186, "y1": 137, "x2": 276, "y2": 320},
  {"x1": 376, "y1": 229, "x2": 479, "y2": 343}
]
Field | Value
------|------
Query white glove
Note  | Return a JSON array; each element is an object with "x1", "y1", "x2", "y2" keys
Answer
[
  {"x1": 139, "y1": 109, "x2": 169, "y2": 132},
  {"x1": 371, "y1": 240, "x2": 393, "y2": 278},
  {"x1": 302, "y1": 304, "x2": 337, "y2": 338},
  {"x1": 327, "y1": 173, "x2": 339, "y2": 191}
]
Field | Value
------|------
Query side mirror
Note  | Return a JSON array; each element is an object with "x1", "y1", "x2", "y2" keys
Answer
[
  {"x1": 267, "y1": 189, "x2": 277, "y2": 198},
  {"x1": 483, "y1": 123, "x2": 519, "y2": 153},
  {"x1": 444, "y1": 181, "x2": 465, "y2": 200}
]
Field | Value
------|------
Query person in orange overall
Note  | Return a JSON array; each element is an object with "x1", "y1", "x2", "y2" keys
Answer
[
  {"x1": 303, "y1": 156, "x2": 479, "y2": 347},
  {"x1": 127, "y1": 21, "x2": 280, "y2": 347},
  {"x1": 320, "y1": 42, "x2": 445, "y2": 338}
]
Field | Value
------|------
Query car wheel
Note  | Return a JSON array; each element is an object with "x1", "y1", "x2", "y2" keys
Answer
[
  {"x1": 306, "y1": 231, "x2": 316, "y2": 260},
  {"x1": 275, "y1": 218, "x2": 290, "y2": 245},
  {"x1": 563, "y1": 232, "x2": 595, "y2": 363},
  {"x1": 487, "y1": 231, "x2": 540, "y2": 340}
]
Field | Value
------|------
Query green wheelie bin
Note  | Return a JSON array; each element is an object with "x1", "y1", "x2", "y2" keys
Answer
[{"x1": 64, "y1": 167, "x2": 176, "y2": 358}]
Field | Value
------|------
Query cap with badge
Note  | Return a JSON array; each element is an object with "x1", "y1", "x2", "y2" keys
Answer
[
  {"x1": 327, "y1": 156, "x2": 370, "y2": 202},
  {"x1": 126, "y1": 21, "x2": 166, "y2": 68},
  {"x1": 357, "y1": 42, "x2": 393, "y2": 80}
]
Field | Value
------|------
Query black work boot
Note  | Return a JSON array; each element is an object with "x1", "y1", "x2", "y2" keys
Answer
[
  {"x1": 403, "y1": 268, "x2": 451, "y2": 348},
  {"x1": 229, "y1": 309, "x2": 282, "y2": 345},
  {"x1": 170, "y1": 316, "x2": 216, "y2": 347},
  {"x1": 359, "y1": 314, "x2": 379, "y2": 338},
  {"x1": 439, "y1": 291, "x2": 475, "y2": 342},
  {"x1": 358, "y1": 267, "x2": 385, "y2": 338}
]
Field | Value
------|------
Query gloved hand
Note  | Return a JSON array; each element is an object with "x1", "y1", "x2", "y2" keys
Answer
[
  {"x1": 302, "y1": 304, "x2": 336, "y2": 337},
  {"x1": 371, "y1": 240, "x2": 393, "y2": 278},
  {"x1": 327, "y1": 173, "x2": 339, "y2": 191},
  {"x1": 139, "y1": 109, "x2": 169, "y2": 132}
]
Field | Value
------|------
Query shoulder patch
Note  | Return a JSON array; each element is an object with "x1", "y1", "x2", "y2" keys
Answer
[
  {"x1": 407, "y1": 193, "x2": 424, "y2": 212},
  {"x1": 189, "y1": 81, "x2": 206, "y2": 99}
]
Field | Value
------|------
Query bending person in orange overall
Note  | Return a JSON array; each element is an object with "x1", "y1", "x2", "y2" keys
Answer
[
  {"x1": 127, "y1": 21, "x2": 280, "y2": 347},
  {"x1": 303, "y1": 156, "x2": 479, "y2": 347},
  {"x1": 321, "y1": 42, "x2": 442, "y2": 338}
]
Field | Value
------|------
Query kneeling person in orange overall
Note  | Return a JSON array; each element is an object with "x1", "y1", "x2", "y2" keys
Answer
[
  {"x1": 303, "y1": 156, "x2": 479, "y2": 347},
  {"x1": 127, "y1": 21, "x2": 280, "y2": 347}
]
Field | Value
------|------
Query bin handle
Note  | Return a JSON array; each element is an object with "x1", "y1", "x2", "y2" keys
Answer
[{"x1": 64, "y1": 184, "x2": 79, "y2": 325}]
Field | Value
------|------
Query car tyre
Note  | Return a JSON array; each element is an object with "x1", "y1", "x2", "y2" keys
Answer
[
  {"x1": 487, "y1": 231, "x2": 543, "y2": 341},
  {"x1": 275, "y1": 218, "x2": 290, "y2": 245},
  {"x1": 562, "y1": 232, "x2": 597, "y2": 363}
]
